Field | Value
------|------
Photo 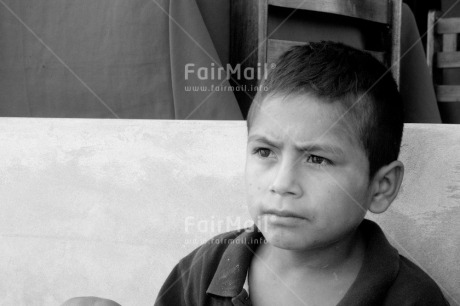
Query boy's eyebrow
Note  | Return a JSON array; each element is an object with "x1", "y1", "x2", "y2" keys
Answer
[
  {"x1": 247, "y1": 135, "x2": 282, "y2": 148},
  {"x1": 296, "y1": 143, "x2": 345, "y2": 156},
  {"x1": 248, "y1": 134, "x2": 344, "y2": 156}
]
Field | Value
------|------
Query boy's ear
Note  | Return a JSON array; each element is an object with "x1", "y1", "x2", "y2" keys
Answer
[{"x1": 368, "y1": 161, "x2": 404, "y2": 214}]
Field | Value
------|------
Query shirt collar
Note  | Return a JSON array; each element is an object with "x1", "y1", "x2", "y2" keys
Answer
[
  {"x1": 337, "y1": 219, "x2": 400, "y2": 305},
  {"x1": 206, "y1": 220, "x2": 400, "y2": 305},
  {"x1": 206, "y1": 226, "x2": 264, "y2": 297}
]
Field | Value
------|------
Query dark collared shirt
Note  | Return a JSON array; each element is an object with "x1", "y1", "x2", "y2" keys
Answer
[{"x1": 154, "y1": 219, "x2": 449, "y2": 305}]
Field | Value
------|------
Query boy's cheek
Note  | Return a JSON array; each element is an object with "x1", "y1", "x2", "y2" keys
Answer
[
  {"x1": 245, "y1": 168, "x2": 266, "y2": 192},
  {"x1": 246, "y1": 189, "x2": 265, "y2": 210},
  {"x1": 246, "y1": 195, "x2": 260, "y2": 221}
]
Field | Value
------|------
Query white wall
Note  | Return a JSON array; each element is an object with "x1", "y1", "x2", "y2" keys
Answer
[{"x1": 0, "y1": 119, "x2": 458, "y2": 305}]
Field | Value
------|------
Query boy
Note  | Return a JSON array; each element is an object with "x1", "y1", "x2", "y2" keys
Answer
[{"x1": 155, "y1": 41, "x2": 449, "y2": 305}]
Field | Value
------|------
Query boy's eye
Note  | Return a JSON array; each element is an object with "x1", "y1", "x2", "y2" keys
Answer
[
  {"x1": 254, "y1": 148, "x2": 273, "y2": 158},
  {"x1": 306, "y1": 155, "x2": 330, "y2": 166}
]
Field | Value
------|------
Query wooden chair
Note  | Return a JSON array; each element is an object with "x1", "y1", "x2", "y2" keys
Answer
[
  {"x1": 230, "y1": 0, "x2": 402, "y2": 117},
  {"x1": 427, "y1": 10, "x2": 460, "y2": 123}
]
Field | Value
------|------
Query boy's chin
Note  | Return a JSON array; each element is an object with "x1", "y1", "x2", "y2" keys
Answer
[{"x1": 263, "y1": 230, "x2": 319, "y2": 251}]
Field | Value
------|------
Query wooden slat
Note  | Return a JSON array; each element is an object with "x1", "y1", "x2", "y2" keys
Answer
[
  {"x1": 443, "y1": 34, "x2": 458, "y2": 52},
  {"x1": 436, "y1": 51, "x2": 460, "y2": 68},
  {"x1": 437, "y1": 17, "x2": 460, "y2": 34},
  {"x1": 390, "y1": 0, "x2": 402, "y2": 87},
  {"x1": 426, "y1": 10, "x2": 437, "y2": 73},
  {"x1": 230, "y1": 0, "x2": 268, "y2": 67},
  {"x1": 268, "y1": 0, "x2": 388, "y2": 24},
  {"x1": 259, "y1": 0, "x2": 269, "y2": 65},
  {"x1": 230, "y1": 0, "x2": 268, "y2": 116},
  {"x1": 436, "y1": 85, "x2": 460, "y2": 102},
  {"x1": 267, "y1": 39, "x2": 387, "y2": 66}
]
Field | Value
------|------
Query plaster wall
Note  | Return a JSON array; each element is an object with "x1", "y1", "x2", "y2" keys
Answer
[{"x1": 0, "y1": 119, "x2": 458, "y2": 305}]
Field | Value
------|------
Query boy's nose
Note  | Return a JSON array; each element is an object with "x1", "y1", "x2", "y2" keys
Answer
[{"x1": 269, "y1": 160, "x2": 303, "y2": 197}]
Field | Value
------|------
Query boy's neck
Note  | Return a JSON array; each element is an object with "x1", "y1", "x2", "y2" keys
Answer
[{"x1": 258, "y1": 229, "x2": 365, "y2": 276}]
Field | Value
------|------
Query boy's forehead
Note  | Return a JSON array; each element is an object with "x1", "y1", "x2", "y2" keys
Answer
[{"x1": 251, "y1": 93, "x2": 361, "y2": 148}]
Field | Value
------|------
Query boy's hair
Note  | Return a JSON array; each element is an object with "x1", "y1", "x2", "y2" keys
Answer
[{"x1": 247, "y1": 41, "x2": 404, "y2": 179}]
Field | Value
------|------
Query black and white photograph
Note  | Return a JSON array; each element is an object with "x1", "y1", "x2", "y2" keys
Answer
[{"x1": 0, "y1": 0, "x2": 459, "y2": 305}]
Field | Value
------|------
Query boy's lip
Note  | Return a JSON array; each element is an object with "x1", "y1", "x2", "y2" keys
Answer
[{"x1": 263, "y1": 208, "x2": 305, "y2": 219}]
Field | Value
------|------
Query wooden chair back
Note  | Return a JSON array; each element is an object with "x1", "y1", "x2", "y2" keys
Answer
[
  {"x1": 427, "y1": 10, "x2": 460, "y2": 122},
  {"x1": 230, "y1": 0, "x2": 402, "y2": 116}
]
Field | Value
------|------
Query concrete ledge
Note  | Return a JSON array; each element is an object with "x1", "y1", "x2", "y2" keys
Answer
[{"x1": 0, "y1": 119, "x2": 458, "y2": 305}]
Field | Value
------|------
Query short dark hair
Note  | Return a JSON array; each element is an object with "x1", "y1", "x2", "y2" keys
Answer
[{"x1": 247, "y1": 41, "x2": 404, "y2": 179}]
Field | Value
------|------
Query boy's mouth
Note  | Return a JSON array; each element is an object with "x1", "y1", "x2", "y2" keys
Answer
[
  {"x1": 263, "y1": 211, "x2": 307, "y2": 227},
  {"x1": 264, "y1": 208, "x2": 303, "y2": 218}
]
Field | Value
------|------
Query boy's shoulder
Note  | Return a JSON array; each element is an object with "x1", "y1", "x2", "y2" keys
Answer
[
  {"x1": 357, "y1": 220, "x2": 449, "y2": 305},
  {"x1": 383, "y1": 255, "x2": 450, "y2": 305}
]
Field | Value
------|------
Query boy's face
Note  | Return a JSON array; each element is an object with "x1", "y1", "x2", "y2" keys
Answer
[{"x1": 246, "y1": 93, "x2": 372, "y2": 251}]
